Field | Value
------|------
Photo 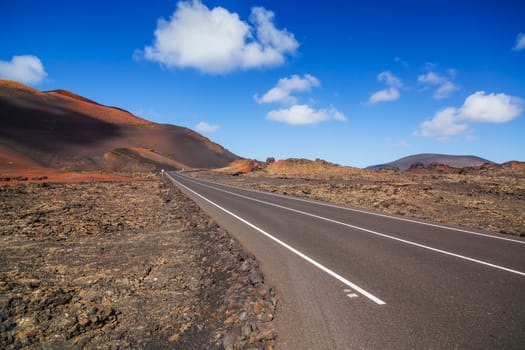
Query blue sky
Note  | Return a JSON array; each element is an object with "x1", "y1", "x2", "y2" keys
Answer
[{"x1": 1, "y1": 0, "x2": 524, "y2": 167}]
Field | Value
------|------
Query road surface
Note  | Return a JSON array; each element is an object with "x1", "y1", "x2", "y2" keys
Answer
[{"x1": 166, "y1": 171, "x2": 525, "y2": 349}]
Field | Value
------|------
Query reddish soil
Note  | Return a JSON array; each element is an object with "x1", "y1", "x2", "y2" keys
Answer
[
  {"x1": 129, "y1": 147, "x2": 190, "y2": 170},
  {"x1": 503, "y1": 161, "x2": 525, "y2": 170},
  {"x1": 217, "y1": 159, "x2": 266, "y2": 174},
  {"x1": 0, "y1": 146, "x2": 42, "y2": 170},
  {"x1": 0, "y1": 145, "x2": 137, "y2": 184}
]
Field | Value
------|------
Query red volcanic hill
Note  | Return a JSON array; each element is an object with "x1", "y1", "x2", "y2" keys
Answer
[{"x1": 0, "y1": 80, "x2": 239, "y2": 173}]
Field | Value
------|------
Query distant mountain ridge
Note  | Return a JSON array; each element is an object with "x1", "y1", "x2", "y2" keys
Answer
[
  {"x1": 367, "y1": 153, "x2": 494, "y2": 171},
  {"x1": 0, "y1": 80, "x2": 239, "y2": 172}
]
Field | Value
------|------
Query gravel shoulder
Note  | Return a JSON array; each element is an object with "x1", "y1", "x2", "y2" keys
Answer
[{"x1": 1, "y1": 177, "x2": 277, "y2": 349}]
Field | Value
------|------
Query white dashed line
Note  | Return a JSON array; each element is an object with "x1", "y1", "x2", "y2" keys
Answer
[
  {"x1": 167, "y1": 173, "x2": 387, "y2": 306},
  {"x1": 189, "y1": 174, "x2": 525, "y2": 245},
  {"x1": 177, "y1": 174, "x2": 525, "y2": 277}
]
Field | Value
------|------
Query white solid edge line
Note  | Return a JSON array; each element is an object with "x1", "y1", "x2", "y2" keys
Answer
[
  {"x1": 183, "y1": 174, "x2": 525, "y2": 245},
  {"x1": 176, "y1": 173, "x2": 525, "y2": 277},
  {"x1": 167, "y1": 173, "x2": 387, "y2": 305}
]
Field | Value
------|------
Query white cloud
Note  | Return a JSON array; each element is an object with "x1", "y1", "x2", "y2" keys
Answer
[
  {"x1": 415, "y1": 91, "x2": 523, "y2": 140},
  {"x1": 250, "y1": 7, "x2": 298, "y2": 53},
  {"x1": 415, "y1": 107, "x2": 469, "y2": 139},
  {"x1": 418, "y1": 71, "x2": 445, "y2": 85},
  {"x1": 368, "y1": 87, "x2": 400, "y2": 104},
  {"x1": 459, "y1": 91, "x2": 523, "y2": 123},
  {"x1": 418, "y1": 69, "x2": 458, "y2": 99},
  {"x1": 0, "y1": 55, "x2": 47, "y2": 84},
  {"x1": 512, "y1": 32, "x2": 525, "y2": 51},
  {"x1": 255, "y1": 74, "x2": 320, "y2": 104},
  {"x1": 257, "y1": 73, "x2": 345, "y2": 126},
  {"x1": 377, "y1": 71, "x2": 402, "y2": 88},
  {"x1": 368, "y1": 71, "x2": 402, "y2": 104},
  {"x1": 141, "y1": 0, "x2": 298, "y2": 74},
  {"x1": 266, "y1": 104, "x2": 346, "y2": 125},
  {"x1": 434, "y1": 81, "x2": 459, "y2": 99},
  {"x1": 195, "y1": 121, "x2": 220, "y2": 133}
]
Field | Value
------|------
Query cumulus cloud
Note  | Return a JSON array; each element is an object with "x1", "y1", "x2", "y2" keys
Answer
[
  {"x1": 0, "y1": 55, "x2": 47, "y2": 84},
  {"x1": 258, "y1": 74, "x2": 345, "y2": 126},
  {"x1": 415, "y1": 91, "x2": 523, "y2": 140},
  {"x1": 266, "y1": 104, "x2": 346, "y2": 125},
  {"x1": 195, "y1": 121, "x2": 220, "y2": 133},
  {"x1": 434, "y1": 81, "x2": 459, "y2": 99},
  {"x1": 512, "y1": 32, "x2": 525, "y2": 51},
  {"x1": 255, "y1": 74, "x2": 320, "y2": 104},
  {"x1": 418, "y1": 71, "x2": 443, "y2": 85},
  {"x1": 368, "y1": 71, "x2": 402, "y2": 104},
  {"x1": 368, "y1": 87, "x2": 400, "y2": 104},
  {"x1": 250, "y1": 7, "x2": 298, "y2": 53},
  {"x1": 459, "y1": 91, "x2": 524, "y2": 123},
  {"x1": 377, "y1": 71, "x2": 402, "y2": 88},
  {"x1": 141, "y1": 0, "x2": 298, "y2": 74},
  {"x1": 415, "y1": 107, "x2": 470, "y2": 139},
  {"x1": 418, "y1": 68, "x2": 458, "y2": 99}
]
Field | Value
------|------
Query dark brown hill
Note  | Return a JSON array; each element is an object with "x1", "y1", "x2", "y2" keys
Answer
[
  {"x1": 367, "y1": 153, "x2": 494, "y2": 171},
  {"x1": 0, "y1": 80, "x2": 238, "y2": 172}
]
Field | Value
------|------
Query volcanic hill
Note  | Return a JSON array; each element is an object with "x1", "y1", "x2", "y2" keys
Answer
[
  {"x1": 367, "y1": 153, "x2": 494, "y2": 171},
  {"x1": 0, "y1": 80, "x2": 238, "y2": 173}
]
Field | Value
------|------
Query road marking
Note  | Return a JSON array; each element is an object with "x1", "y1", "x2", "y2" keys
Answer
[
  {"x1": 185, "y1": 174, "x2": 525, "y2": 245},
  {"x1": 343, "y1": 289, "x2": 359, "y2": 298},
  {"x1": 175, "y1": 173, "x2": 525, "y2": 277},
  {"x1": 167, "y1": 173, "x2": 386, "y2": 305}
]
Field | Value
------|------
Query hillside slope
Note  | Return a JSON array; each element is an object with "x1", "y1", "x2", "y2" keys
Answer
[{"x1": 0, "y1": 80, "x2": 238, "y2": 172}]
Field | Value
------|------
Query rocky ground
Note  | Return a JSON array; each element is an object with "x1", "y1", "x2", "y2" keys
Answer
[
  {"x1": 188, "y1": 166, "x2": 525, "y2": 236},
  {"x1": 0, "y1": 178, "x2": 277, "y2": 349}
]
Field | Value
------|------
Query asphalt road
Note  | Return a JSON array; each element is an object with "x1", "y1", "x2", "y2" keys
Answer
[{"x1": 166, "y1": 171, "x2": 525, "y2": 349}]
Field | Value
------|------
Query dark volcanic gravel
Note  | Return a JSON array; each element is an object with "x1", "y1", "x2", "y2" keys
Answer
[{"x1": 0, "y1": 178, "x2": 277, "y2": 349}]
